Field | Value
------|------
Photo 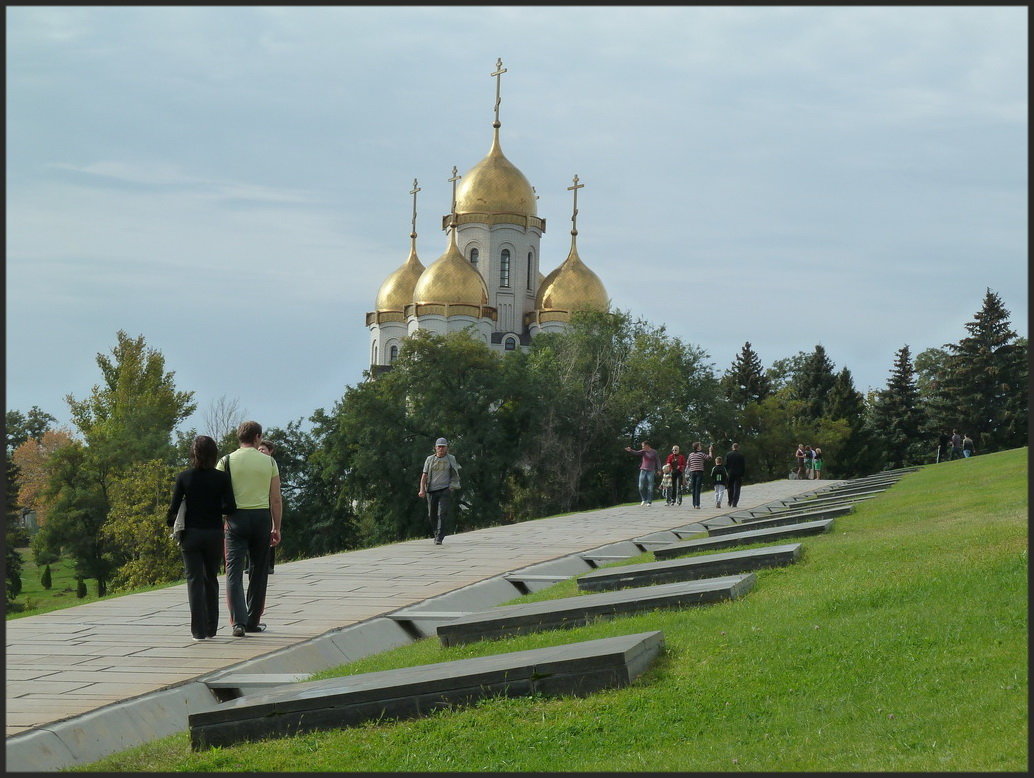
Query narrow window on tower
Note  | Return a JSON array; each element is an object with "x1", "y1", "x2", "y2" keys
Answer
[
  {"x1": 500, "y1": 249, "x2": 511, "y2": 287},
  {"x1": 469, "y1": 247, "x2": 479, "y2": 269},
  {"x1": 505, "y1": 337, "x2": 517, "y2": 351},
  {"x1": 389, "y1": 344, "x2": 399, "y2": 363},
  {"x1": 527, "y1": 252, "x2": 533, "y2": 290}
]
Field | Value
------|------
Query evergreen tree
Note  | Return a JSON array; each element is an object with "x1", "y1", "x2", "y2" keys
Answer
[
  {"x1": 789, "y1": 345, "x2": 838, "y2": 422},
  {"x1": 825, "y1": 367, "x2": 883, "y2": 477},
  {"x1": 721, "y1": 341, "x2": 771, "y2": 409},
  {"x1": 5, "y1": 458, "x2": 24, "y2": 607},
  {"x1": 40, "y1": 564, "x2": 52, "y2": 590},
  {"x1": 870, "y1": 345, "x2": 929, "y2": 468},
  {"x1": 938, "y1": 290, "x2": 1027, "y2": 452}
]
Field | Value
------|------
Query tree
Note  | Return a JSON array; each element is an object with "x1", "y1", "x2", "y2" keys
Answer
[
  {"x1": 201, "y1": 395, "x2": 248, "y2": 452},
  {"x1": 66, "y1": 331, "x2": 196, "y2": 474},
  {"x1": 12, "y1": 429, "x2": 74, "y2": 528},
  {"x1": 937, "y1": 290, "x2": 1027, "y2": 452},
  {"x1": 721, "y1": 341, "x2": 771, "y2": 410},
  {"x1": 37, "y1": 441, "x2": 116, "y2": 596},
  {"x1": 40, "y1": 564, "x2": 52, "y2": 590},
  {"x1": 869, "y1": 345, "x2": 929, "y2": 468},
  {"x1": 5, "y1": 458, "x2": 24, "y2": 608},
  {"x1": 5, "y1": 406, "x2": 58, "y2": 455},
  {"x1": 738, "y1": 391, "x2": 850, "y2": 481},
  {"x1": 102, "y1": 459, "x2": 182, "y2": 590},
  {"x1": 43, "y1": 331, "x2": 196, "y2": 596},
  {"x1": 264, "y1": 418, "x2": 356, "y2": 561},
  {"x1": 824, "y1": 367, "x2": 883, "y2": 477},
  {"x1": 790, "y1": 344, "x2": 838, "y2": 422}
]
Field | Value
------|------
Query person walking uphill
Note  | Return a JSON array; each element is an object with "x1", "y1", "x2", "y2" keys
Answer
[
  {"x1": 686, "y1": 441, "x2": 714, "y2": 509},
  {"x1": 419, "y1": 438, "x2": 462, "y2": 545},
  {"x1": 217, "y1": 421, "x2": 282, "y2": 637},
  {"x1": 167, "y1": 435, "x2": 236, "y2": 641},
  {"x1": 624, "y1": 441, "x2": 661, "y2": 506}
]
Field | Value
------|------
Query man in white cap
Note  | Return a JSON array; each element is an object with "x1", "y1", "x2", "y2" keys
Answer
[{"x1": 418, "y1": 437, "x2": 462, "y2": 545}]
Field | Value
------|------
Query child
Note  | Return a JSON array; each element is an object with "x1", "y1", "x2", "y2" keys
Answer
[
  {"x1": 660, "y1": 463, "x2": 673, "y2": 505},
  {"x1": 711, "y1": 456, "x2": 729, "y2": 509}
]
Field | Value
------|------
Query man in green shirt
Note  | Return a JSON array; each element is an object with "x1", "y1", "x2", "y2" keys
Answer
[{"x1": 217, "y1": 420, "x2": 282, "y2": 637}]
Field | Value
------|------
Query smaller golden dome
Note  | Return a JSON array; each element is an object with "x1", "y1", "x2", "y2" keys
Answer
[
  {"x1": 412, "y1": 229, "x2": 489, "y2": 306},
  {"x1": 536, "y1": 238, "x2": 609, "y2": 312},
  {"x1": 375, "y1": 243, "x2": 424, "y2": 311},
  {"x1": 455, "y1": 129, "x2": 537, "y2": 218}
]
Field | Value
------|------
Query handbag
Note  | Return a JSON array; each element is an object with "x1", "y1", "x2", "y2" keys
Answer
[{"x1": 170, "y1": 499, "x2": 187, "y2": 542}]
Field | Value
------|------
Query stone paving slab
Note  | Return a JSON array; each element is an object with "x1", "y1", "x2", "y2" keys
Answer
[
  {"x1": 6, "y1": 477, "x2": 826, "y2": 741},
  {"x1": 188, "y1": 631, "x2": 665, "y2": 750}
]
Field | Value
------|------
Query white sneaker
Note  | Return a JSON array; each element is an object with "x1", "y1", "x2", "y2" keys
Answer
[
  {"x1": 645, "y1": 502, "x2": 652, "y2": 507},
  {"x1": 640, "y1": 501, "x2": 646, "y2": 506}
]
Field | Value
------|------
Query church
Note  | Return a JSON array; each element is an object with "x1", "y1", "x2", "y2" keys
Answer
[{"x1": 365, "y1": 60, "x2": 610, "y2": 370}]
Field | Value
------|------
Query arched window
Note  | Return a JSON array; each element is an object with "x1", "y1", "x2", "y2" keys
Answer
[
  {"x1": 527, "y1": 252, "x2": 533, "y2": 289},
  {"x1": 504, "y1": 337, "x2": 517, "y2": 351},
  {"x1": 389, "y1": 344, "x2": 399, "y2": 363},
  {"x1": 469, "y1": 247, "x2": 479, "y2": 269},
  {"x1": 500, "y1": 249, "x2": 511, "y2": 287}
]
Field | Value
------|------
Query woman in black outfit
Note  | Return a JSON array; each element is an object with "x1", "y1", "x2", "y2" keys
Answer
[{"x1": 167, "y1": 436, "x2": 236, "y2": 641}]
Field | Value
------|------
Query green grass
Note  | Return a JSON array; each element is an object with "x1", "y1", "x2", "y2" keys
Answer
[
  {"x1": 9, "y1": 550, "x2": 181, "y2": 619},
  {"x1": 73, "y1": 449, "x2": 1028, "y2": 771}
]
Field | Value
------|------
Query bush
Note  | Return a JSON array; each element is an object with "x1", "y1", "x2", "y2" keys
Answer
[
  {"x1": 40, "y1": 564, "x2": 52, "y2": 590},
  {"x1": 75, "y1": 578, "x2": 87, "y2": 599}
]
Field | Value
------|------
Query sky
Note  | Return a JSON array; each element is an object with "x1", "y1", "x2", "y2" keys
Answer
[{"x1": 6, "y1": 6, "x2": 1028, "y2": 437}]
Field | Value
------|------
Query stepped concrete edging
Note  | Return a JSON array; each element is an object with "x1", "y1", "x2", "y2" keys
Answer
[
  {"x1": 654, "y1": 519, "x2": 834, "y2": 559},
  {"x1": 436, "y1": 574, "x2": 755, "y2": 646},
  {"x1": 188, "y1": 631, "x2": 665, "y2": 750},
  {"x1": 577, "y1": 544, "x2": 802, "y2": 592}
]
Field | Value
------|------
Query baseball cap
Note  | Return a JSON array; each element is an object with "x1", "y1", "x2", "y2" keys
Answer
[{"x1": 435, "y1": 438, "x2": 448, "y2": 446}]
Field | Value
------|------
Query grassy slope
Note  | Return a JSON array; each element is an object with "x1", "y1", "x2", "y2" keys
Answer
[{"x1": 76, "y1": 449, "x2": 1028, "y2": 772}]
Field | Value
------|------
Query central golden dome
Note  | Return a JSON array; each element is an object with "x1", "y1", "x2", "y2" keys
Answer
[
  {"x1": 375, "y1": 243, "x2": 424, "y2": 311},
  {"x1": 536, "y1": 238, "x2": 609, "y2": 312},
  {"x1": 412, "y1": 229, "x2": 489, "y2": 306},
  {"x1": 455, "y1": 129, "x2": 537, "y2": 218}
]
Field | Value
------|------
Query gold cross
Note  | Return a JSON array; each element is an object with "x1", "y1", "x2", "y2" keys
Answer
[
  {"x1": 567, "y1": 174, "x2": 584, "y2": 234},
  {"x1": 491, "y1": 58, "x2": 507, "y2": 127},
  {"x1": 448, "y1": 166, "x2": 462, "y2": 226},
  {"x1": 409, "y1": 178, "x2": 420, "y2": 238}
]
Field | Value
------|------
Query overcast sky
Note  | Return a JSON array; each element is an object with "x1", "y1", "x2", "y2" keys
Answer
[{"x1": 6, "y1": 6, "x2": 1028, "y2": 436}]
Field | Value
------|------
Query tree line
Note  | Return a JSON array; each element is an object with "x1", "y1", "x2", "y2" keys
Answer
[{"x1": 5, "y1": 289, "x2": 1026, "y2": 609}]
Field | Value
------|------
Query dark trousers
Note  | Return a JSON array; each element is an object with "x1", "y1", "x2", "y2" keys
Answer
[
  {"x1": 669, "y1": 471, "x2": 684, "y2": 504},
  {"x1": 426, "y1": 488, "x2": 452, "y2": 542},
  {"x1": 180, "y1": 527, "x2": 223, "y2": 638},
  {"x1": 224, "y1": 509, "x2": 271, "y2": 630},
  {"x1": 727, "y1": 475, "x2": 743, "y2": 507},
  {"x1": 689, "y1": 470, "x2": 704, "y2": 507}
]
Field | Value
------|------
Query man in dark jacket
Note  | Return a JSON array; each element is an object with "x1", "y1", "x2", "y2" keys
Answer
[{"x1": 724, "y1": 443, "x2": 746, "y2": 508}]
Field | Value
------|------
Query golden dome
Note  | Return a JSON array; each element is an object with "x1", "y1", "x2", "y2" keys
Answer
[
  {"x1": 455, "y1": 129, "x2": 537, "y2": 218},
  {"x1": 412, "y1": 229, "x2": 489, "y2": 306},
  {"x1": 375, "y1": 243, "x2": 425, "y2": 311},
  {"x1": 535, "y1": 238, "x2": 609, "y2": 312}
]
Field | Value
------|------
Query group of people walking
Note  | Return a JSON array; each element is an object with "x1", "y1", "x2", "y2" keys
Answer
[
  {"x1": 938, "y1": 429, "x2": 976, "y2": 462},
  {"x1": 166, "y1": 421, "x2": 282, "y2": 641},
  {"x1": 625, "y1": 441, "x2": 746, "y2": 509},
  {"x1": 792, "y1": 443, "x2": 823, "y2": 480}
]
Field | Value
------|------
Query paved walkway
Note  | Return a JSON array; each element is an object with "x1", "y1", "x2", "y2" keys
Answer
[{"x1": 6, "y1": 478, "x2": 828, "y2": 738}]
